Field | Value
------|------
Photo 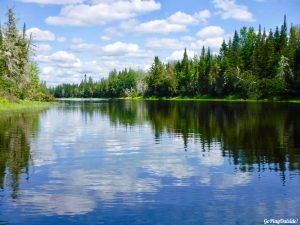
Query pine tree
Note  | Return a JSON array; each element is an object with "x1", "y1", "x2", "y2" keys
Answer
[
  {"x1": 1, "y1": 8, "x2": 31, "y2": 97},
  {"x1": 287, "y1": 25, "x2": 298, "y2": 72},
  {"x1": 176, "y1": 48, "x2": 191, "y2": 95},
  {"x1": 0, "y1": 24, "x2": 5, "y2": 77},
  {"x1": 265, "y1": 29, "x2": 276, "y2": 77},
  {"x1": 279, "y1": 15, "x2": 288, "y2": 55},
  {"x1": 0, "y1": 25, "x2": 3, "y2": 48}
]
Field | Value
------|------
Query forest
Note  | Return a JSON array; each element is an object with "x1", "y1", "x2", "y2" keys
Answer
[
  {"x1": 0, "y1": 9, "x2": 51, "y2": 102},
  {"x1": 50, "y1": 16, "x2": 300, "y2": 99}
]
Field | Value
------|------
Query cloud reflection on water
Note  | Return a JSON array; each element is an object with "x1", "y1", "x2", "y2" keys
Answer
[{"x1": 2, "y1": 100, "x2": 299, "y2": 219}]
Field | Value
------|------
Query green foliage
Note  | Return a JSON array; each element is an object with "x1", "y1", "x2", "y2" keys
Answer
[
  {"x1": 146, "y1": 56, "x2": 177, "y2": 97},
  {"x1": 258, "y1": 78, "x2": 286, "y2": 98},
  {"x1": 0, "y1": 8, "x2": 51, "y2": 102},
  {"x1": 49, "y1": 69, "x2": 146, "y2": 98},
  {"x1": 49, "y1": 16, "x2": 300, "y2": 100}
]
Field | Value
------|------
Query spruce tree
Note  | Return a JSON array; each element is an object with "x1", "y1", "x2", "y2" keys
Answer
[{"x1": 0, "y1": 25, "x2": 4, "y2": 77}]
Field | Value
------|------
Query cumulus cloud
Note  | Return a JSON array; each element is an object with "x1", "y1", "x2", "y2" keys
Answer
[
  {"x1": 134, "y1": 9, "x2": 211, "y2": 34},
  {"x1": 167, "y1": 49, "x2": 196, "y2": 61},
  {"x1": 180, "y1": 35, "x2": 195, "y2": 42},
  {"x1": 18, "y1": 0, "x2": 82, "y2": 4},
  {"x1": 213, "y1": 0, "x2": 255, "y2": 22},
  {"x1": 168, "y1": 11, "x2": 198, "y2": 25},
  {"x1": 191, "y1": 37, "x2": 224, "y2": 53},
  {"x1": 145, "y1": 38, "x2": 186, "y2": 50},
  {"x1": 57, "y1": 37, "x2": 67, "y2": 43},
  {"x1": 35, "y1": 48, "x2": 152, "y2": 85},
  {"x1": 194, "y1": 9, "x2": 211, "y2": 22},
  {"x1": 189, "y1": 26, "x2": 229, "y2": 53},
  {"x1": 100, "y1": 9, "x2": 211, "y2": 36},
  {"x1": 38, "y1": 58, "x2": 103, "y2": 85},
  {"x1": 197, "y1": 26, "x2": 225, "y2": 39},
  {"x1": 45, "y1": 0, "x2": 161, "y2": 26},
  {"x1": 102, "y1": 41, "x2": 147, "y2": 57},
  {"x1": 35, "y1": 44, "x2": 52, "y2": 54},
  {"x1": 137, "y1": 20, "x2": 187, "y2": 34},
  {"x1": 100, "y1": 36, "x2": 111, "y2": 41},
  {"x1": 69, "y1": 38, "x2": 99, "y2": 53},
  {"x1": 26, "y1": 27, "x2": 55, "y2": 41},
  {"x1": 36, "y1": 51, "x2": 80, "y2": 66},
  {"x1": 68, "y1": 38, "x2": 151, "y2": 58},
  {"x1": 100, "y1": 27, "x2": 124, "y2": 41}
]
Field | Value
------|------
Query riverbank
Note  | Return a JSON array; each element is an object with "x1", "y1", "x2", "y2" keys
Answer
[
  {"x1": 120, "y1": 96, "x2": 300, "y2": 103},
  {"x1": 0, "y1": 99, "x2": 56, "y2": 113}
]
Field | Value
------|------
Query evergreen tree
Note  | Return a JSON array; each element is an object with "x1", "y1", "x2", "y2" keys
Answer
[
  {"x1": 0, "y1": 8, "x2": 52, "y2": 101},
  {"x1": 48, "y1": 16, "x2": 300, "y2": 100},
  {"x1": 0, "y1": 24, "x2": 5, "y2": 77},
  {"x1": 176, "y1": 48, "x2": 191, "y2": 95}
]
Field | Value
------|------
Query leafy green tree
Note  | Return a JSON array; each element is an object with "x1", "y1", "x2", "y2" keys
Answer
[
  {"x1": 48, "y1": 15, "x2": 300, "y2": 100},
  {"x1": 277, "y1": 55, "x2": 294, "y2": 82},
  {"x1": 0, "y1": 8, "x2": 51, "y2": 101}
]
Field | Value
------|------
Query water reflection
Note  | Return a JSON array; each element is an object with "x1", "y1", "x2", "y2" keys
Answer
[
  {"x1": 0, "y1": 100, "x2": 299, "y2": 224},
  {"x1": 0, "y1": 111, "x2": 43, "y2": 199},
  {"x1": 67, "y1": 100, "x2": 300, "y2": 174}
]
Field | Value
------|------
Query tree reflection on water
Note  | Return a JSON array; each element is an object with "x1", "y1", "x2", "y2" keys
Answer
[{"x1": 0, "y1": 111, "x2": 44, "y2": 199}]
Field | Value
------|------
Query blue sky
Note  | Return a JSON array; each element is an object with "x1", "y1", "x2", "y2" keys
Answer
[{"x1": 1, "y1": 0, "x2": 299, "y2": 86}]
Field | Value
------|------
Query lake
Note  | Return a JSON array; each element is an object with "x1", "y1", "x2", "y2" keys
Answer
[{"x1": 0, "y1": 99, "x2": 299, "y2": 225}]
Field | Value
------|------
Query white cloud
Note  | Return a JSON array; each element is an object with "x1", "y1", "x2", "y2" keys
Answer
[
  {"x1": 38, "y1": 54, "x2": 103, "y2": 85},
  {"x1": 194, "y1": 9, "x2": 211, "y2": 22},
  {"x1": 137, "y1": 20, "x2": 187, "y2": 34},
  {"x1": 102, "y1": 41, "x2": 150, "y2": 57},
  {"x1": 180, "y1": 35, "x2": 195, "y2": 42},
  {"x1": 213, "y1": 0, "x2": 255, "y2": 22},
  {"x1": 197, "y1": 26, "x2": 225, "y2": 39},
  {"x1": 190, "y1": 26, "x2": 229, "y2": 53},
  {"x1": 168, "y1": 11, "x2": 198, "y2": 25},
  {"x1": 57, "y1": 37, "x2": 67, "y2": 43},
  {"x1": 191, "y1": 37, "x2": 224, "y2": 53},
  {"x1": 103, "y1": 42, "x2": 139, "y2": 56},
  {"x1": 45, "y1": 0, "x2": 161, "y2": 26},
  {"x1": 131, "y1": 9, "x2": 211, "y2": 34},
  {"x1": 35, "y1": 48, "x2": 152, "y2": 85},
  {"x1": 145, "y1": 38, "x2": 186, "y2": 50},
  {"x1": 68, "y1": 38, "x2": 151, "y2": 58},
  {"x1": 35, "y1": 44, "x2": 52, "y2": 54},
  {"x1": 100, "y1": 27, "x2": 124, "y2": 41},
  {"x1": 26, "y1": 27, "x2": 55, "y2": 41},
  {"x1": 167, "y1": 49, "x2": 196, "y2": 61},
  {"x1": 37, "y1": 51, "x2": 80, "y2": 64},
  {"x1": 100, "y1": 36, "x2": 111, "y2": 41},
  {"x1": 70, "y1": 38, "x2": 99, "y2": 53},
  {"x1": 18, "y1": 0, "x2": 82, "y2": 4}
]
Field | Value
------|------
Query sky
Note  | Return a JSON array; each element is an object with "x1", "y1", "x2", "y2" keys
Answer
[{"x1": 0, "y1": 0, "x2": 299, "y2": 86}]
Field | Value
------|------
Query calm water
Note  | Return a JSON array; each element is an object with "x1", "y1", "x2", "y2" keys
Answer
[{"x1": 0, "y1": 100, "x2": 299, "y2": 225}]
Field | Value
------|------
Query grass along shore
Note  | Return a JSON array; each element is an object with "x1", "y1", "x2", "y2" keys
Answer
[
  {"x1": 120, "y1": 95, "x2": 300, "y2": 103},
  {"x1": 0, "y1": 98, "x2": 56, "y2": 112}
]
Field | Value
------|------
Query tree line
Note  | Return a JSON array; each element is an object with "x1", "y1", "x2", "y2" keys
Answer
[
  {"x1": 50, "y1": 16, "x2": 299, "y2": 99},
  {"x1": 0, "y1": 8, "x2": 52, "y2": 102},
  {"x1": 49, "y1": 69, "x2": 147, "y2": 98}
]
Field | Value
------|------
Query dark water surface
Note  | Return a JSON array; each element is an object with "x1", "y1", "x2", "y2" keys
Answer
[{"x1": 0, "y1": 99, "x2": 299, "y2": 225}]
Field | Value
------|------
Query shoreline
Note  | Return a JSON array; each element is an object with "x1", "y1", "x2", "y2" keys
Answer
[
  {"x1": 52, "y1": 96, "x2": 300, "y2": 103},
  {"x1": 118, "y1": 96, "x2": 300, "y2": 103},
  {"x1": 0, "y1": 100, "x2": 57, "y2": 113}
]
